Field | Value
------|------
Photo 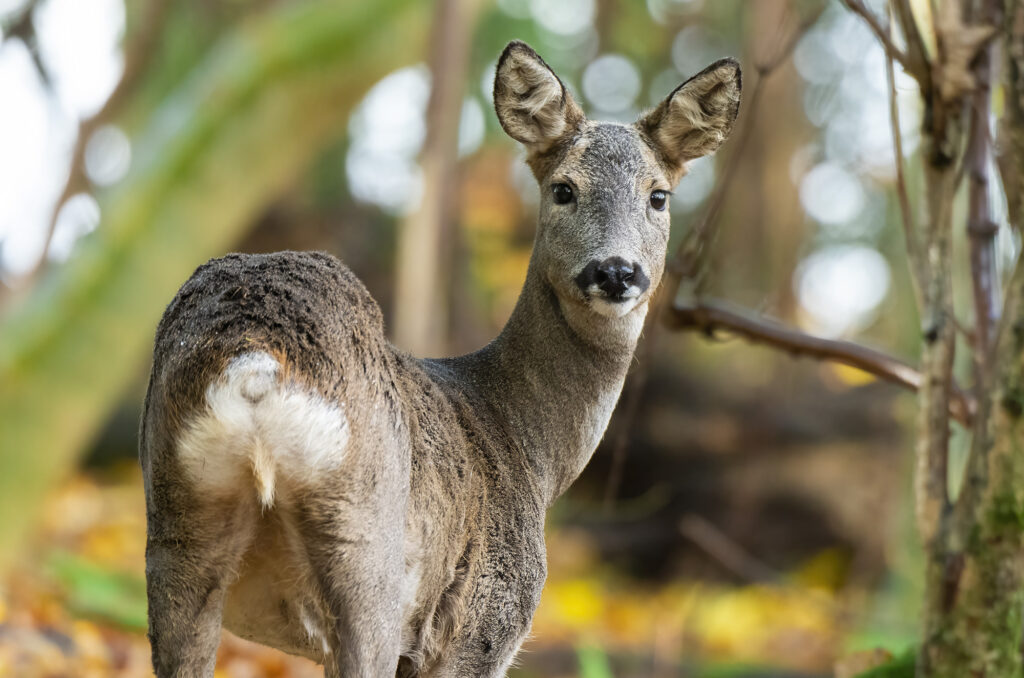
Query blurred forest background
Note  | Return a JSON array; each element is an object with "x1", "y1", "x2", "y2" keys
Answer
[{"x1": 1, "y1": 0, "x2": 1012, "y2": 675}]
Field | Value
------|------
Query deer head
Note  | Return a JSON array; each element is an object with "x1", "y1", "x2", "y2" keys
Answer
[{"x1": 493, "y1": 41, "x2": 741, "y2": 339}]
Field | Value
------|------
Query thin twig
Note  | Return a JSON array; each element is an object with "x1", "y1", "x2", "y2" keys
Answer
[
  {"x1": 841, "y1": 0, "x2": 916, "y2": 77},
  {"x1": 679, "y1": 514, "x2": 780, "y2": 583},
  {"x1": 667, "y1": 3, "x2": 823, "y2": 287},
  {"x1": 666, "y1": 297, "x2": 975, "y2": 426},
  {"x1": 950, "y1": 0, "x2": 1003, "y2": 563},
  {"x1": 892, "y1": 0, "x2": 934, "y2": 86},
  {"x1": 885, "y1": 2, "x2": 925, "y2": 310},
  {"x1": 965, "y1": 7, "x2": 1001, "y2": 362}
]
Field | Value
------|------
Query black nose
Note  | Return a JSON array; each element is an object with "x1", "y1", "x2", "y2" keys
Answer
[
  {"x1": 575, "y1": 257, "x2": 650, "y2": 300},
  {"x1": 595, "y1": 258, "x2": 635, "y2": 296}
]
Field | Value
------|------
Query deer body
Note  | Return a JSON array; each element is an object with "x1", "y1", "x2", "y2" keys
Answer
[{"x1": 141, "y1": 42, "x2": 740, "y2": 677}]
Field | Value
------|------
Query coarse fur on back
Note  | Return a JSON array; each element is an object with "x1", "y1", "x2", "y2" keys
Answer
[{"x1": 140, "y1": 40, "x2": 741, "y2": 677}]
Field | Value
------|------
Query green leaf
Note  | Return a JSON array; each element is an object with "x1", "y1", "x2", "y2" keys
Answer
[
  {"x1": 46, "y1": 550, "x2": 148, "y2": 630},
  {"x1": 853, "y1": 650, "x2": 916, "y2": 678},
  {"x1": 576, "y1": 641, "x2": 615, "y2": 678}
]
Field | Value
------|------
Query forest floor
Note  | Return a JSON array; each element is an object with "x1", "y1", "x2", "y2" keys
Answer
[{"x1": 0, "y1": 466, "x2": 896, "y2": 678}]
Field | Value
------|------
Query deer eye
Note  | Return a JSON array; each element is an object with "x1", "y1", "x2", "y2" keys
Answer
[
  {"x1": 552, "y1": 183, "x2": 574, "y2": 205},
  {"x1": 650, "y1": 189, "x2": 668, "y2": 211}
]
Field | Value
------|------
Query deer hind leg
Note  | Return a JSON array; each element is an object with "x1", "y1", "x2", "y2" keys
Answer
[
  {"x1": 273, "y1": 395, "x2": 410, "y2": 678},
  {"x1": 154, "y1": 350, "x2": 406, "y2": 676},
  {"x1": 285, "y1": 443, "x2": 409, "y2": 677},
  {"x1": 144, "y1": 492, "x2": 256, "y2": 678},
  {"x1": 142, "y1": 352, "x2": 291, "y2": 676}
]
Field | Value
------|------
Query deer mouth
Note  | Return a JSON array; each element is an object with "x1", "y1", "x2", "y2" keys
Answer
[
  {"x1": 573, "y1": 257, "x2": 650, "y2": 316},
  {"x1": 588, "y1": 294, "x2": 642, "y2": 318}
]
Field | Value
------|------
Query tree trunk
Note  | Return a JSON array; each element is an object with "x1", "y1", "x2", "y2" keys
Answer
[
  {"x1": 921, "y1": 267, "x2": 1024, "y2": 676},
  {"x1": 917, "y1": 0, "x2": 1024, "y2": 674}
]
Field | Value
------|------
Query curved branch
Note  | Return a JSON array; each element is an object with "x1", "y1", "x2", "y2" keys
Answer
[{"x1": 665, "y1": 297, "x2": 975, "y2": 426}]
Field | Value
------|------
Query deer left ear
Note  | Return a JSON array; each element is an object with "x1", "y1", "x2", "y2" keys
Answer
[{"x1": 638, "y1": 58, "x2": 741, "y2": 173}]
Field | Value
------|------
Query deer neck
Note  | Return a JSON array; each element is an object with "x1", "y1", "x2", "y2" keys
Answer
[{"x1": 450, "y1": 256, "x2": 646, "y2": 505}]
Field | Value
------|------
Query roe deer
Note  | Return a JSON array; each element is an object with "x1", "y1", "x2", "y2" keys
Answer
[{"x1": 140, "y1": 40, "x2": 740, "y2": 677}]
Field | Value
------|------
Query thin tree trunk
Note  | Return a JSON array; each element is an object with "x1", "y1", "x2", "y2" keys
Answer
[
  {"x1": 915, "y1": 132, "x2": 961, "y2": 678},
  {"x1": 392, "y1": 0, "x2": 476, "y2": 356}
]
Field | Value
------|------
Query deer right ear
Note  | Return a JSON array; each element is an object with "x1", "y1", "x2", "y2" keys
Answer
[{"x1": 493, "y1": 41, "x2": 584, "y2": 154}]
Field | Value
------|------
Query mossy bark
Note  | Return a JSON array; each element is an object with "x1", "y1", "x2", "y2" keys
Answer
[
  {"x1": 921, "y1": 278, "x2": 1024, "y2": 677},
  {"x1": 908, "y1": 0, "x2": 1024, "y2": 672}
]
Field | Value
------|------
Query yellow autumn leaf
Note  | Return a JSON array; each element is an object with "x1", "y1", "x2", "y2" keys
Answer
[
  {"x1": 829, "y1": 362, "x2": 877, "y2": 387},
  {"x1": 549, "y1": 578, "x2": 605, "y2": 629}
]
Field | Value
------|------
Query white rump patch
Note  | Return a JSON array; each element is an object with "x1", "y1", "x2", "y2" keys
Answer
[{"x1": 177, "y1": 352, "x2": 350, "y2": 508}]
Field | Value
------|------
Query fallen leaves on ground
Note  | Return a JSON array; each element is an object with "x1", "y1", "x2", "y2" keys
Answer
[{"x1": 2, "y1": 468, "x2": 877, "y2": 677}]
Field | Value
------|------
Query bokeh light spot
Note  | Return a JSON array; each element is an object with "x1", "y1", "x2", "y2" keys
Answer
[
  {"x1": 48, "y1": 192, "x2": 100, "y2": 262},
  {"x1": 795, "y1": 245, "x2": 891, "y2": 337},
  {"x1": 799, "y1": 162, "x2": 864, "y2": 226},
  {"x1": 529, "y1": 0, "x2": 595, "y2": 37},
  {"x1": 346, "y1": 65, "x2": 430, "y2": 215},
  {"x1": 85, "y1": 125, "x2": 131, "y2": 186},
  {"x1": 34, "y1": 0, "x2": 124, "y2": 118},
  {"x1": 582, "y1": 54, "x2": 641, "y2": 114}
]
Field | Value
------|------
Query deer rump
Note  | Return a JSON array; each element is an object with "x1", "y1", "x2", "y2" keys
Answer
[
  {"x1": 142, "y1": 251, "x2": 408, "y2": 661},
  {"x1": 146, "y1": 251, "x2": 389, "y2": 509}
]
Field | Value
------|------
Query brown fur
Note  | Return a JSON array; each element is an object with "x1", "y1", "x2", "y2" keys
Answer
[{"x1": 141, "y1": 41, "x2": 740, "y2": 677}]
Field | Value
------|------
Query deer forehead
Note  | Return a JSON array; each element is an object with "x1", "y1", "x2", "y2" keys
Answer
[{"x1": 553, "y1": 123, "x2": 666, "y2": 196}]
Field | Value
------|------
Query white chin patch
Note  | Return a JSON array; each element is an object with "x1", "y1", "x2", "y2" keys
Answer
[
  {"x1": 590, "y1": 296, "x2": 640, "y2": 318},
  {"x1": 583, "y1": 282, "x2": 643, "y2": 318}
]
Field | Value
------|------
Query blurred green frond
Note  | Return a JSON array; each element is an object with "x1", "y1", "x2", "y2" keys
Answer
[{"x1": 0, "y1": 0, "x2": 424, "y2": 572}]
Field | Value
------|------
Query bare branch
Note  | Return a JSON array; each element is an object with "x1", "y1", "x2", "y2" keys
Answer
[
  {"x1": 965, "y1": 3, "x2": 1002, "y2": 361},
  {"x1": 666, "y1": 297, "x2": 975, "y2": 426},
  {"x1": 892, "y1": 0, "x2": 934, "y2": 86},
  {"x1": 841, "y1": 0, "x2": 917, "y2": 77},
  {"x1": 667, "y1": 3, "x2": 822, "y2": 289},
  {"x1": 949, "y1": 0, "x2": 1003, "y2": 576}
]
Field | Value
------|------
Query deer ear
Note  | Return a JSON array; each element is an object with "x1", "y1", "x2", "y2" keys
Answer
[
  {"x1": 493, "y1": 41, "x2": 584, "y2": 154},
  {"x1": 639, "y1": 58, "x2": 741, "y2": 171}
]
